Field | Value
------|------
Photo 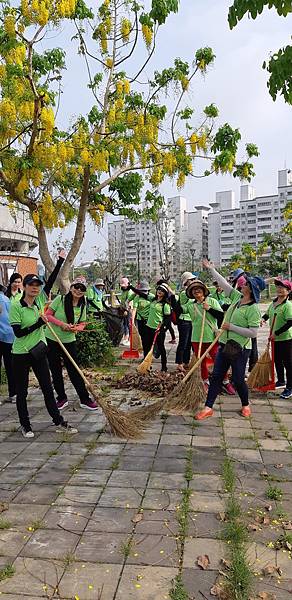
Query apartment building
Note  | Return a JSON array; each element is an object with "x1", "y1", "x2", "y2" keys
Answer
[
  {"x1": 108, "y1": 196, "x2": 209, "y2": 280},
  {"x1": 0, "y1": 205, "x2": 38, "y2": 285},
  {"x1": 208, "y1": 169, "x2": 292, "y2": 266}
]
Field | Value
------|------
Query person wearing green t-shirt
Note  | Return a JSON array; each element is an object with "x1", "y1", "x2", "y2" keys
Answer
[
  {"x1": 262, "y1": 278, "x2": 292, "y2": 399},
  {"x1": 86, "y1": 279, "x2": 106, "y2": 315},
  {"x1": 195, "y1": 259, "x2": 265, "y2": 421},
  {"x1": 129, "y1": 282, "x2": 171, "y2": 372},
  {"x1": 132, "y1": 280, "x2": 151, "y2": 357},
  {"x1": 175, "y1": 272, "x2": 196, "y2": 372},
  {"x1": 119, "y1": 277, "x2": 135, "y2": 346},
  {"x1": 5, "y1": 273, "x2": 23, "y2": 303},
  {"x1": 9, "y1": 255, "x2": 78, "y2": 438},
  {"x1": 45, "y1": 276, "x2": 98, "y2": 411}
]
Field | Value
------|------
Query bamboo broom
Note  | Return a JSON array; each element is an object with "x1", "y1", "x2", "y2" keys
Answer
[
  {"x1": 165, "y1": 308, "x2": 207, "y2": 413},
  {"x1": 247, "y1": 316, "x2": 276, "y2": 390},
  {"x1": 137, "y1": 326, "x2": 161, "y2": 374},
  {"x1": 45, "y1": 321, "x2": 145, "y2": 439},
  {"x1": 132, "y1": 323, "x2": 143, "y2": 352}
]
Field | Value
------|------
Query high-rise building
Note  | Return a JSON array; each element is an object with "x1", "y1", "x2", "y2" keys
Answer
[
  {"x1": 208, "y1": 169, "x2": 292, "y2": 265},
  {"x1": 0, "y1": 205, "x2": 38, "y2": 285}
]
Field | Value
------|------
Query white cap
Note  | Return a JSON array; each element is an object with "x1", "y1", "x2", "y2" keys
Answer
[{"x1": 181, "y1": 271, "x2": 196, "y2": 286}]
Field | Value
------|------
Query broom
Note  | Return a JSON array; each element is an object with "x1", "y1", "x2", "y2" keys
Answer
[
  {"x1": 137, "y1": 326, "x2": 161, "y2": 374},
  {"x1": 247, "y1": 316, "x2": 276, "y2": 390},
  {"x1": 44, "y1": 320, "x2": 145, "y2": 439},
  {"x1": 132, "y1": 323, "x2": 143, "y2": 352},
  {"x1": 165, "y1": 308, "x2": 207, "y2": 413}
]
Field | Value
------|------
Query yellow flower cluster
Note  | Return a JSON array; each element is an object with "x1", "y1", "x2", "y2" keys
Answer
[
  {"x1": 176, "y1": 136, "x2": 185, "y2": 148},
  {"x1": 92, "y1": 149, "x2": 109, "y2": 172},
  {"x1": 197, "y1": 132, "x2": 207, "y2": 151},
  {"x1": 142, "y1": 24, "x2": 153, "y2": 49},
  {"x1": 21, "y1": 0, "x2": 76, "y2": 25},
  {"x1": 0, "y1": 65, "x2": 6, "y2": 81},
  {"x1": 121, "y1": 18, "x2": 131, "y2": 42},
  {"x1": 163, "y1": 153, "x2": 177, "y2": 176},
  {"x1": 6, "y1": 45, "x2": 26, "y2": 66},
  {"x1": 40, "y1": 107, "x2": 55, "y2": 137},
  {"x1": 0, "y1": 98, "x2": 17, "y2": 122},
  {"x1": 177, "y1": 172, "x2": 185, "y2": 189},
  {"x1": 4, "y1": 15, "x2": 16, "y2": 36},
  {"x1": 190, "y1": 133, "x2": 197, "y2": 155},
  {"x1": 40, "y1": 192, "x2": 58, "y2": 227}
]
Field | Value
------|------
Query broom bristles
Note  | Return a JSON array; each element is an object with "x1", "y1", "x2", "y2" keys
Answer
[
  {"x1": 133, "y1": 398, "x2": 165, "y2": 421},
  {"x1": 247, "y1": 346, "x2": 272, "y2": 389},
  {"x1": 137, "y1": 349, "x2": 153, "y2": 373},
  {"x1": 132, "y1": 324, "x2": 143, "y2": 352},
  {"x1": 165, "y1": 367, "x2": 205, "y2": 413}
]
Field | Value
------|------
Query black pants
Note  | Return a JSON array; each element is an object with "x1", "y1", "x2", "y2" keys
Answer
[
  {"x1": 248, "y1": 337, "x2": 258, "y2": 372},
  {"x1": 137, "y1": 319, "x2": 148, "y2": 357},
  {"x1": 12, "y1": 353, "x2": 63, "y2": 430},
  {"x1": 274, "y1": 339, "x2": 292, "y2": 388},
  {"x1": 47, "y1": 339, "x2": 91, "y2": 403},
  {"x1": 144, "y1": 326, "x2": 167, "y2": 371},
  {"x1": 165, "y1": 322, "x2": 175, "y2": 341},
  {"x1": 175, "y1": 320, "x2": 192, "y2": 365},
  {"x1": 0, "y1": 341, "x2": 15, "y2": 397},
  {"x1": 206, "y1": 345, "x2": 251, "y2": 408}
]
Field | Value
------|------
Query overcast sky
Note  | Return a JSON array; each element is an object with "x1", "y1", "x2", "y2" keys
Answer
[{"x1": 48, "y1": 0, "x2": 292, "y2": 263}]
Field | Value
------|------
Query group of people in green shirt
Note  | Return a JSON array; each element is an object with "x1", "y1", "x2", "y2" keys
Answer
[{"x1": 1, "y1": 250, "x2": 292, "y2": 435}]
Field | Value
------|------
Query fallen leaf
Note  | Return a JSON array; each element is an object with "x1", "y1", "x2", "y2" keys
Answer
[
  {"x1": 257, "y1": 592, "x2": 276, "y2": 600},
  {"x1": 131, "y1": 513, "x2": 143, "y2": 524},
  {"x1": 260, "y1": 470, "x2": 268, "y2": 477},
  {"x1": 262, "y1": 565, "x2": 278, "y2": 577},
  {"x1": 248, "y1": 523, "x2": 260, "y2": 531},
  {"x1": 220, "y1": 558, "x2": 230, "y2": 569},
  {"x1": 283, "y1": 521, "x2": 292, "y2": 530},
  {"x1": 0, "y1": 503, "x2": 8, "y2": 513},
  {"x1": 265, "y1": 431, "x2": 273, "y2": 438},
  {"x1": 262, "y1": 516, "x2": 271, "y2": 526},
  {"x1": 217, "y1": 512, "x2": 227, "y2": 522},
  {"x1": 274, "y1": 464, "x2": 283, "y2": 469},
  {"x1": 210, "y1": 584, "x2": 228, "y2": 599},
  {"x1": 265, "y1": 504, "x2": 273, "y2": 512},
  {"x1": 197, "y1": 554, "x2": 210, "y2": 570}
]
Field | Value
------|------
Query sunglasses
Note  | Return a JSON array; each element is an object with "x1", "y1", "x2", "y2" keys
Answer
[{"x1": 72, "y1": 284, "x2": 86, "y2": 292}]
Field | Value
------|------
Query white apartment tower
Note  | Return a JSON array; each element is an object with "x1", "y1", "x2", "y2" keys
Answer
[{"x1": 208, "y1": 169, "x2": 292, "y2": 266}]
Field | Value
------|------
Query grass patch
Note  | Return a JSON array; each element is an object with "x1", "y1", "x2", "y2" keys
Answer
[
  {"x1": 266, "y1": 485, "x2": 283, "y2": 501},
  {"x1": 47, "y1": 449, "x2": 58, "y2": 457},
  {"x1": 169, "y1": 576, "x2": 189, "y2": 600},
  {"x1": 0, "y1": 564, "x2": 15, "y2": 582},
  {"x1": 111, "y1": 457, "x2": 120, "y2": 470},
  {"x1": 184, "y1": 449, "x2": 193, "y2": 483},
  {"x1": 85, "y1": 438, "x2": 99, "y2": 451},
  {"x1": 120, "y1": 537, "x2": 133, "y2": 559},
  {"x1": 27, "y1": 519, "x2": 43, "y2": 532},
  {"x1": 221, "y1": 458, "x2": 253, "y2": 600},
  {"x1": 177, "y1": 488, "x2": 191, "y2": 540},
  {"x1": 0, "y1": 519, "x2": 11, "y2": 530},
  {"x1": 62, "y1": 552, "x2": 75, "y2": 567}
]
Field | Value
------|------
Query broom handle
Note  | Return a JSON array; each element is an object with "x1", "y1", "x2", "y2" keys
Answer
[
  {"x1": 198, "y1": 308, "x2": 206, "y2": 359},
  {"x1": 45, "y1": 320, "x2": 95, "y2": 395},
  {"x1": 269, "y1": 315, "x2": 277, "y2": 385},
  {"x1": 182, "y1": 329, "x2": 223, "y2": 384}
]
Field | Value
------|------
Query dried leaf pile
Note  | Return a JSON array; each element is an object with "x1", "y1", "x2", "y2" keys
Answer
[{"x1": 115, "y1": 371, "x2": 184, "y2": 397}]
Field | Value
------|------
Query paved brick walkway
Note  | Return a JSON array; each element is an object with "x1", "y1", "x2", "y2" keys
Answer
[{"x1": 0, "y1": 313, "x2": 291, "y2": 599}]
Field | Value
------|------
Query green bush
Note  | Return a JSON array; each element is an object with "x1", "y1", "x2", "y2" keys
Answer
[{"x1": 76, "y1": 321, "x2": 115, "y2": 368}]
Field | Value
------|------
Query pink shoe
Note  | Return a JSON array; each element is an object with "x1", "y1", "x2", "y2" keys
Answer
[
  {"x1": 223, "y1": 381, "x2": 236, "y2": 395},
  {"x1": 80, "y1": 400, "x2": 99, "y2": 411}
]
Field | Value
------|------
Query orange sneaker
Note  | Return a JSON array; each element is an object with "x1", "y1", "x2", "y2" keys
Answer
[
  {"x1": 241, "y1": 406, "x2": 251, "y2": 418},
  {"x1": 194, "y1": 407, "x2": 214, "y2": 421}
]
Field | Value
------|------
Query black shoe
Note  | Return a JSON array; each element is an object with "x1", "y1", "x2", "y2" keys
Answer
[
  {"x1": 55, "y1": 421, "x2": 78, "y2": 434},
  {"x1": 275, "y1": 381, "x2": 286, "y2": 389}
]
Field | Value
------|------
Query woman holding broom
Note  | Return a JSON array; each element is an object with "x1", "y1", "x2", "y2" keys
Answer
[
  {"x1": 262, "y1": 278, "x2": 292, "y2": 399},
  {"x1": 132, "y1": 280, "x2": 151, "y2": 357},
  {"x1": 45, "y1": 276, "x2": 98, "y2": 411},
  {"x1": 9, "y1": 252, "x2": 78, "y2": 438},
  {"x1": 195, "y1": 259, "x2": 265, "y2": 421},
  {"x1": 175, "y1": 272, "x2": 196, "y2": 373},
  {"x1": 175, "y1": 280, "x2": 235, "y2": 393},
  {"x1": 128, "y1": 281, "x2": 171, "y2": 372}
]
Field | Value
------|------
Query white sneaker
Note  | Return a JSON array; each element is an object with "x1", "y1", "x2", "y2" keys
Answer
[
  {"x1": 6, "y1": 396, "x2": 16, "y2": 403},
  {"x1": 55, "y1": 421, "x2": 78, "y2": 435},
  {"x1": 21, "y1": 427, "x2": 34, "y2": 439}
]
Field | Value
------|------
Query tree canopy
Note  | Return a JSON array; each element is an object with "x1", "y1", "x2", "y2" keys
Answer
[
  {"x1": 228, "y1": 0, "x2": 292, "y2": 104},
  {"x1": 0, "y1": 0, "x2": 258, "y2": 287}
]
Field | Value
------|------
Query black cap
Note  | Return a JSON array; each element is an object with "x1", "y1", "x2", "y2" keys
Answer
[{"x1": 23, "y1": 274, "x2": 43, "y2": 286}]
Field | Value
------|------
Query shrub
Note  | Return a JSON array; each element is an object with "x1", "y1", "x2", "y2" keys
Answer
[{"x1": 76, "y1": 321, "x2": 115, "y2": 368}]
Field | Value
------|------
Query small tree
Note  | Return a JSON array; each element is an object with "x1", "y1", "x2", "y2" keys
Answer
[
  {"x1": 228, "y1": 243, "x2": 259, "y2": 272},
  {"x1": 0, "y1": 0, "x2": 258, "y2": 290}
]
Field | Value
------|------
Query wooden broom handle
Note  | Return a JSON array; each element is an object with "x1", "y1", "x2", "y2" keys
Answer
[
  {"x1": 198, "y1": 309, "x2": 206, "y2": 359},
  {"x1": 182, "y1": 329, "x2": 223, "y2": 384},
  {"x1": 45, "y1": 320, "x2": 94, "y2": 393}
]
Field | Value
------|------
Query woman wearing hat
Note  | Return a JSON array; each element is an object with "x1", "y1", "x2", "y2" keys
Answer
[
  {"x1": 45, "y1": 277, "x2": 98, "y2": 411},
  {"x1": 262, "y1": 278, "x2": 292, "y2": 399},
  {"x1": 132, "y1": 280, "x2": 151, "y2": 357},
  {"x1": 119, "y1": 277, "x2": 135, "y2": 346},
  {"x1": 129, "y1": 281, "x2": 171, "y2": 372},
  {"x1": 179, "y1": 279, "x2": 231, "y2": 390},
  {"x1": 9, "y1": 253, "x2": 78, "y2": 438},
  {"x1": 175, "y1": 272, "x2": 196, "y2": 372},
  {"x1": 87, "y1": 278, "x2": 106, "y2": 316},
  {"x1": 230, "y1": 269, "x2": 259, "y2": 372},
  {"x1": 195, "y1": 259, "x2": 265, "y2": 420}
]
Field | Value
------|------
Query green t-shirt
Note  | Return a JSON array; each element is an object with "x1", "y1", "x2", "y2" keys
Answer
[
  {"x1": 133, "y1": 295, "x2": 151, "y2": 321},
  {"x1": 45, "y1": 294, "x2": 86, "y2": 344},
  {"x1": 267, "y1": 299, "x2": 292, "y2": 342},
  {"x1": 210, "y1": 289, "x2": 231, "y2": 307},
  {"x1": 10, "y1": 291, "x2": 23, "y2": 304},
  {"x1": 178, "y1": 290, "x2": 191, "y2": 322},
  {"x1": 120, "y1": 289, "x2": 135, "y2": 306},
  {"x1": 221, "y1": 288, "x2": 261, "y2": 349},
  {"x1": 182, "y1": 297, "x2": 222, "y2": 343},
  {"x1": 147, "y1": 299, "x2": 171, "y2": 330},
  {"x1": 87, "y1": 287, "x2": 104, "y2": 313},
  {"x1": 9, "y1": 290, "x2": 48, "y2": 354}
]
